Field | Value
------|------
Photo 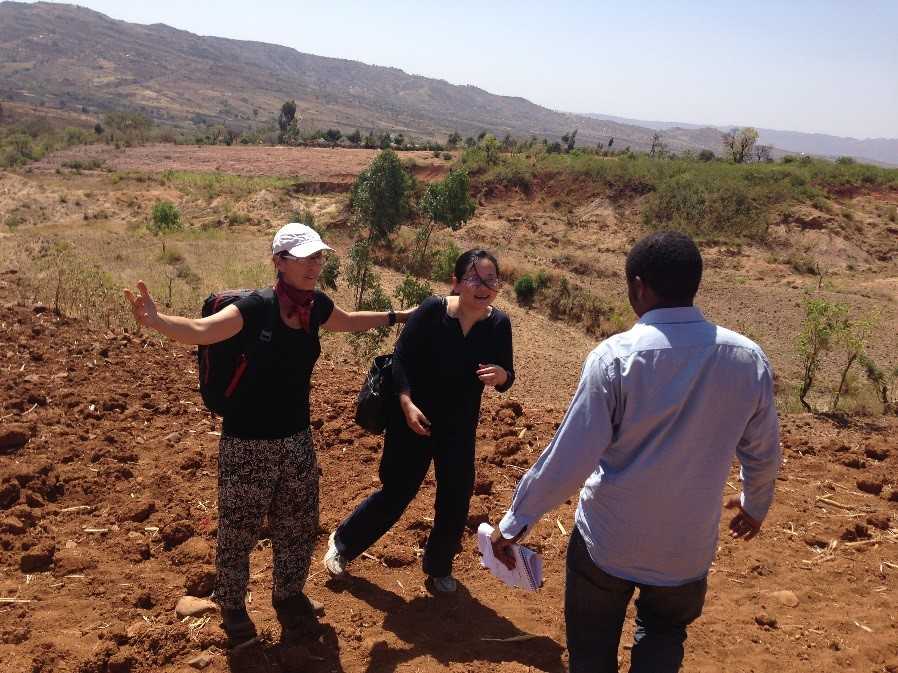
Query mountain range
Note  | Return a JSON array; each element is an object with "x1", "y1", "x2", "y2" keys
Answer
[
  {"x1": 584, "y1": 114, "x2": 898, "y2": 166},
  {"x1": 1, "y1": 2, "x2": 895, "y2": 165}
]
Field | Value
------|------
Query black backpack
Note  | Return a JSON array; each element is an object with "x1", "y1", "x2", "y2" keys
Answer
[{"x1": 197, "y1": 288, "x2": 278, "y2": 416}]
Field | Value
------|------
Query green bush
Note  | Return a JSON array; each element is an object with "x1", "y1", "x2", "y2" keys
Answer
[
  {"x1": 642, "y1": 172, "x2": 766, "y2": 240},
  {"x1": 319, "y1": 254, "x2": 339, "y2": 291},
  {"x1": 394, "y1": 274, "x2": 433, "y2": 309},
  {"x1": 62, "y1": 158, "x2": 105, "y2": 171},
  {"x1": 148, "y1": 201, "x2": 182, "y2": 234},
  {"x1": 514, "y1": 274, "x2": 537, "y2": 305}
]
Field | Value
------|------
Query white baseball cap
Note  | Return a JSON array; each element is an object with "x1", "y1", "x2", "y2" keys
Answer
[{"x1": 271, "y1": 223, "x2": 333, "y2": 258}]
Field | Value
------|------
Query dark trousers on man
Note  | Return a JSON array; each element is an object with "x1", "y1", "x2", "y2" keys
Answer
[
  {"x1": 334, "y1": 411, "x2": 476, "y2": 579},
  {"x1": 565, "y1": 528, "x2": 707, "y2": 673}
]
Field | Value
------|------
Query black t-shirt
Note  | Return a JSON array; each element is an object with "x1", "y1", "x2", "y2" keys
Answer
[
  {"x1": 391, "y1": 296, "x2": 515, "y2": 435},
  {"x1": 221, "y1": 289, "x2": 334, "y2": 439}
]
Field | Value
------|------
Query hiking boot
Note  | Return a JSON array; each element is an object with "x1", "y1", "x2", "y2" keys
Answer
[
  {"x1": 428, "y1": 575, "x2": 457, "y2": 593},
  {"x1": 221, "y1": 608, "x2": 260, "y2": 652},
  {"x1": 323, "y1": 531, "x2": 348, "y2": 577}
]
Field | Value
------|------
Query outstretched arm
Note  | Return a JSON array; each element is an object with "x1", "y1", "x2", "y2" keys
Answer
[
  {"x1": 123, "y1": 280, "x2": 243, "y2": 345},
  {"x1": 493, "y1": 351, "x2": 615, "y2": 568},
  {"x1": 322, "y1": 304, "x2": 413, "y2": 332}
]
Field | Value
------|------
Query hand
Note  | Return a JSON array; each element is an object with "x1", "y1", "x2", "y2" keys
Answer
[
  {"x1": 400, "y1": 397, "x2": 431, "y2": 436},
  {"x1": 491, "y1": 527, "x2": 523, "y2": 570},
  {"x1": 477, "y1": 363, "x2": 508, "y2": 387},
  {"x1": 725, "y1": 498, "x2": 762, "y2": 541},
  {"x1": 123, "y1": 281, "x2": 160, "y2": 330}
]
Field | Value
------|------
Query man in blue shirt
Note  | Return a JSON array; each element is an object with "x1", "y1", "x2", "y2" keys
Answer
[{"x1": 492, "y1": 231, "x2": 780, "y2": 673}]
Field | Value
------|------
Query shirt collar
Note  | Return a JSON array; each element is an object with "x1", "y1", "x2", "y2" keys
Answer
[{"x1": 637, "y1": 306, "x2": 705, "y2": 326}]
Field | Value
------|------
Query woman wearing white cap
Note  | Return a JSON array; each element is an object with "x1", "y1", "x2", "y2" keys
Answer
[{"x1": 124, "y1": 222, "x2": 411, "y2": 651}]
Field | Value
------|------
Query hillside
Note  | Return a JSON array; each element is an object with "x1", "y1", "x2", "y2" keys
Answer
[{"x1": 0, "y1": 1, "x2": 723, "y2": 154}]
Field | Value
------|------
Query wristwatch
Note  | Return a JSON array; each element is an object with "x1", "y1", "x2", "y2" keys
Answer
[{"x1": 387, "y1": 309, "x2": 397, "y2": 326}]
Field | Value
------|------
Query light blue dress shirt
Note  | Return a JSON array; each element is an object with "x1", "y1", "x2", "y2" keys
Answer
[{"x1": 499, "y1": 307, "x2": 781, "y2": 587}]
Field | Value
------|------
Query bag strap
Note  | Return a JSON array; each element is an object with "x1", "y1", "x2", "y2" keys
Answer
[
  {"x1": 257, "y1": 287, "x2": 277, "y2": 344},
  {"x1": 241, "y1": 288, "x2": 277, "y2": 360}
]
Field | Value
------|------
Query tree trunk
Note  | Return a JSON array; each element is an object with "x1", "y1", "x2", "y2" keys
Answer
[{"x1": 831, "y1": 353, "x2": 858, "y2": 412}]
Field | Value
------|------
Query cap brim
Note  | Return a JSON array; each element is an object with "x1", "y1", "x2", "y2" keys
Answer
[{"x1": 286, "y1": 241, "x2": 334, "y2": 258}]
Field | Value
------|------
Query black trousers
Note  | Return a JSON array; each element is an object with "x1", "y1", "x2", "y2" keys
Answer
[
  {"x1": 565, "y1": 528, "x2": 707, "y2": 673},
  {"x1": 335, "y1": 408, "x2": 476, "y2": 578}
]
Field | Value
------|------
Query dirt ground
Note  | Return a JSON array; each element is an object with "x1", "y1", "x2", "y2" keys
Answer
[
  {"x1": 1, "y1": 146, "x2": 898, "y2": 673},
  {"x1": 0, "y1": 282, "x2": 897, "y2": 673}
]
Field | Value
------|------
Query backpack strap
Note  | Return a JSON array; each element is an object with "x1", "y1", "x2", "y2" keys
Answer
[{"x1": 256, "y1": 287, "x2": 278, "y2": 345}]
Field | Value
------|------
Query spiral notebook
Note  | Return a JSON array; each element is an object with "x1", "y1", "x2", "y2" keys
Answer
[{"x1": 476, "y1": 523, "x2": 543, "y2": 592}]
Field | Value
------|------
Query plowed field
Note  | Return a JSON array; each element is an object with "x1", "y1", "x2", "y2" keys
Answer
[{"x1": 1, "y1": 288, "x2": 897, "y2": 673}]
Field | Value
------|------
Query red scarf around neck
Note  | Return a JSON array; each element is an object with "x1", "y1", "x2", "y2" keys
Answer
[{"x1": 274, "y1": 276, "x2": 315, "y2": 332}]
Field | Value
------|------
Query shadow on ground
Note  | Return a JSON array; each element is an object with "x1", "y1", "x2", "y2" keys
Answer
[{"x1": 332, "y1": 575, "x2": 564, "y2": 673}]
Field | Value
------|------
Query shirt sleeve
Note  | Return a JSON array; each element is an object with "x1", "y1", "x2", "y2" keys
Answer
[
  {"x1": 392, "y1": 296, "x2": 440, "y2": 396},
  {"x1": 312, "y1": 291, "x2": 335, "y2": 329},
  {"x1": 735, "y1": 355, "x2": 781, "y2": 522},
  {"x1": 493, "y1": 312, "x2": 515, "y2": 393},
  {"x1": 499, "y1": 349, "x2": 616, "y2": 540}
]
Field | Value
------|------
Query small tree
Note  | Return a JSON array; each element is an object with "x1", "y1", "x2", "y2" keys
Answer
[
  {"x1": 347, "y1": 129, "x2": 362, "y2": 145},
  {"x1": 754, "y1": 144, "x2": 773, "y2": 163},
  {"x1": 349, "y1": 150, "x2": 412, "y2": 307},
  {"x1": 722, "y1": 127, "x2": 759, "y2": 163},
  {"x1": 698, "y1": 149, "x2": 715, "y2": 161},
  {"x1": 278, "y1": 100, "x2": 300, "y2": 144},
  {"x1": 564, "y1": 129, "x2": 578, "y2": 153},
  {"x1": 416, "y1": 169, "x2": 475, "y2": 274},
  {"x1": 797, "y1": 298, "x2": 848, "y2": 411},
  {"x1": 447, "y1": 131, "x2": 461, "y2": 148},
  {"x1": 649, "y1": 132, "x2": 667, "y2": 158},
  {"x1": 831, "y1": 313, "x2": 877, "y2": 412},
  {"x1": 324, "y1": 128, "x2": 342, "y2": 147}
]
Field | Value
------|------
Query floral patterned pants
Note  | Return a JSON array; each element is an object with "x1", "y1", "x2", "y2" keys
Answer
[{"x1": 213, "y1": 428, "x2": 319, "y2": 610}]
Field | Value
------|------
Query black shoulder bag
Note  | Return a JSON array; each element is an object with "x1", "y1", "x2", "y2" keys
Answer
[{"x1": 354, "y1": 353, "x2": 393, "y2": 434}]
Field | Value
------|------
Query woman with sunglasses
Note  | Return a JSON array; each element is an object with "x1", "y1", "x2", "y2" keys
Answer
[
  {"x1": 324, "y1": 249, "x2": 515, "y2": 593},
  {"x1": 124, "y1": 223, "x2": 412, "y2": 650}
]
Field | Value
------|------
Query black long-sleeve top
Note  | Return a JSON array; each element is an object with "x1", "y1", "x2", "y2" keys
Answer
[{"x1": 392, "y1": 296, "x2": 515, "y2": 434}]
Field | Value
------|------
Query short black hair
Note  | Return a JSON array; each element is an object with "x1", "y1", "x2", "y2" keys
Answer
[{"x1": 625, "y1": 231, "x2": 702, "y2": 305}]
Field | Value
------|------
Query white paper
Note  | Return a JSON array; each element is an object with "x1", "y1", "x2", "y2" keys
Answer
[{"x1": 476, "y1": 523, "x2": 543, "y2": 592}]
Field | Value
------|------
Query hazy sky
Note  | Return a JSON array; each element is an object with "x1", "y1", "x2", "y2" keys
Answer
[{"x1": 21, "y1": 0, "x2": 898, "y2": 138}]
